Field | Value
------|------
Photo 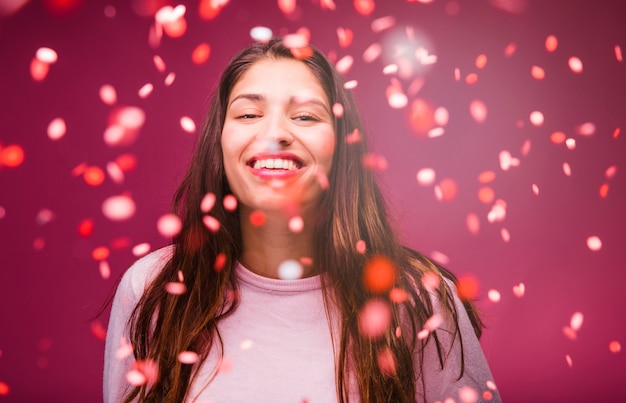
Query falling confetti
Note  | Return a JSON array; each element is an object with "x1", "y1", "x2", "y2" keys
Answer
[
  {"x1": 337, "y1": 27, "x2": 353, "y2": 48},
  {"x1": 102, "y1": 194, "x2": 136, "y2": 221},
  {"x1": 356, "y1": 240, "x2": 366, "y2": 254},
  {"x1": 545, "y1": 35, "x2": 558, "y2": 52},
  {"x1": 157, "y1": 213, "x2": 182, "y2": 238},
  {"x1": 250, "y1": 26, "x2": 273, "y2": 43},
  {"x1": 416, "y1": 168, "x2": 436, "y2": 186},
  {"x1": 568, "y1": 57, "x2": 583, "y2": 73},
  {"x1": 609, "y1": 341, "x2": 621, "y2": 353},
  {"x1": 180, "y1": 116, "x2": 196, "y2": 133},
  {"x1": 434, "y1": 178, "x2": 457, "y2": 202},
  {"x1": 132, "y1": 243, "x2": 151, "y2": 257},
  {"x1": 487, "y1": 289, "x2": 501, "y2": 303},
  {"x1": 138, "y1": 83, "x2": 154, "y2": 98},
  {"x1": 377, "y1": 347, "x2": 397, "y2": 376},
  {"x1": 354, "y1": 0, "x2": 375, "y2": 15},
  {"x1": 0, "y1": 144, "x2": 25, "y2": 168},
  {"x1": 178, "y1": 351, "x2": 199, "y2": 364},
  {"x1": 512, "y1": 282, "x2": 525, "y2": 298},
  {"x1": 278, "y1": 259, "x2": 303, "y2": 280},
  {"x1": 363, "y1": 255, "x2": 396, "y2": 293},
  {"x1": 529, "y1": 111, "x2": 544, "y2": 126},
  {"x1": 358, "y1": 299, "x2": 391, "y2": 338},
  {"x1": 165, "y1": 282, "x2": 187, "y2": 295},
  {"x1": 192, "y1": 43, "x2": 211, "y2": 64},
  {"x1": 456, "y1": 274, "x2": 480, "y2": 301},
  {"x1": 99, "y1": 84, "x2": 117, "y2": 105},
  {"x1": 469, "y1": 100, "x2": 487, "y2": 123},
  {"x1": 288, "y1": 216, "x2": 304, "y2": 233},
  {"x1": 47, "y1": 118, "x2": 66, "y2": 140},
  {"x1": 466, "y1": 213, "x2": 480, "y2": 235},
  {"x1": 586, "y1": 236, "x2": 602, "y2": 251},
  {"x1": 203, "y1": 215, "x2": 220, "y2": 232}
]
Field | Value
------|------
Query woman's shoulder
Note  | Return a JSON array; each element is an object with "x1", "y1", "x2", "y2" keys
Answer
[{"x1": 117, "y1": 244, "x2": 174, "y2": 299}]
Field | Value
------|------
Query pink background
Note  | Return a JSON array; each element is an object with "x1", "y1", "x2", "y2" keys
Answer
[{"x1": 1, "y1": 0, "x2": 625, "y2": 401}]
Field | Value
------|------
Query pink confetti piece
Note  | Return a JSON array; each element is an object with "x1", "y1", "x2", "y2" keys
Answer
[
  {"x1": 487, "y1": 199, "x2": 507, "y2": 223},
  {"x1": 82, "y1": 166, "x2": 105, "y2": 186},
  {"x1": 354, "y1": 0, "x2": 375, "y2": 15},
  {"x1": 30, "y1": 57, "x2": 50, "y2": 81},
  {"x1": 198, "y1": 0, "x2": 227, "y2": 20},
  {"x1": 454, "y1": 67, "x2": 461, "y2": 81},
  {"x1": 278, "y1": 259, "x2": 303, "y2": 280},
  {"x1": 500, "y1": 228, "x2": 511, "y2": 243},
  {"x1": 337, "y1": 27, "x2": 353, "y2": 48},
  {"x1": 180, "y1": 116, "x2": 196, "y2": 133},
  {"x1": 475, "y1": 54, "x2": 487, "y2": 69},
  {"x1": 344, "y1": 80, "x2": 358, "y2": 89},
  {"x1": 570, "y1": 312, "x2": 584, "y2": 331},
  {"x1": 605, "y1": 165, "x2": 618, "y2": 179},
  {"x1": 132, "y1": 243, "x2": 151, "y2": 257},
  {"x1": 153, "y1": 55, "x2": 166, "y2": 72},
  {"x1": 178, "y1": 270, "x2": 184, "y2": 282},
  {"x1": 478, "y1": 187, "x2": 495, "y2": 204},
  {"x1": 178, "y1": 351, "x2": 199, "y2": 364},
  {"x1": 469, "y1": 100, "x2": 487, "y2": 123},
  {"x1": 332, "y1": 102, "x2": 344, "y2": 118},
  {"x1": 200, "y1": 192, "x2": 216, "y2": 213},
  {"x1": 138, "y1": 83, "x2": 153, "y2": 98},
  {"x1": 531, "y1": 65, "x2": 545, "y2": 80},
  {"x1": 362, "y1": 43, "x2": 382, "y2": 63},
  {"x1": 376, "y1": 347, "x2": 397, "y2": 376},
  {"x1": 565, "y1": 354, "x2": 573, "y2": 368},
  {"x1": 99, "y1": 84, "x2": 117, "y2": 105},
  {"x1": 278, "y1": 0, "x2": 296, "y2": 14},
  {"x1": 288, "y1": 216, "x2": 304, "y2": 233},
  {"x1": 550, "y1": 131, "x2": 566, "y2": 144},
  {"x1": 335, "y1": 55, "x2": 354, "y2": 74},
  {"x1": 316, "y1": 169, "x2": 329, "y2": 190},
  {"x1": 434, "y1": 178, "x2": 457, "y2": 201},
  {"x1": 92, "y1": 246, "x2": 110, "y2": 261},
  {"x1": 126, "y1": 370, "x2": 146, "y2": 386},
  {"x1": 106, "y1": 161, "x2": 125, "y2": 184},
  {"x1": 487, "y1": 289, "x2": 501, "y2": 303},
  {"x1": 478, "y1": 171, "x2": 496, "y2": 183},
  {"x1": 386, "y1": 85, "x2": 408, "y2": 109},
  {"x1": 389, "y1": 288, "x2": 408, "y2": 303},
  {"x1": 568, "y1": 57, "x2": 583, "y2": 73},
  {"x1": 421, "y1": 272, "x2": 441, "y2": 291},
  {"x1": 240, "y1": 339, "x2": 253, "y2": 350},
  {"x1": 157, "y1": 213, "x2": 182, "y2": 237},
  {"x1": 115, "y1": 338, "x2": 133, "y2": 360},
  {"x1": 499, "y1": 150, "x2": 520, "y2": 171},
  {"x1": 0, "y1": 206, "x2": 5, "y2": 220},
  {"x1": 512, "y1": 282, "x2": 525, "y2": 298},
  {"x1": 164, "y1": 72, "x2": 176, "y2": 86},
  {"x1": 433, "y1": 107, "x2": 449, "y2": 126},
  {"x1": 217, "y1": 357, "x2": 232, "y2": 373},
  {"x1": 203, "y1": 215, "x2": 220, "y2": 232},
  {"x1": 522, "y1": 139, "x2": 531, "y2": 155},
  {"x1": 33, "y1": 237, "x2": 45, "y2": 251},
  {"x1": 504, "y1": 42, "x2": 516, "y2": 57},
  {"x1": 459, "y1": 386, "x2": 479, "y2": 403},
  {"x1": 99, "y1": 260, "x2": 111, "y2": 279},
  {"x1": 423, "y1": 313, "x2": 443, "y2": 332},
  {"x1": 486, "y1": 380, "x2": 497, "y2": 391},
  {"x1": 382, "y1": 64, "x2": 398, "y2": 75},
  {"x1": 416, "y1": 168, "x2": 436, "y2": 186},
  {"x1": 104, "y1": 106, "x2": 145, "y2": 147},
  {"x1": 345, "y1": 128, "x2": 361, "y2": 144},
  {"x1": 358, "y1": 299, "x2": 391, "y2": 338},
  {"x1": 36, "y1": 47, "x2": 58, "y2": 64},
  {"x1": 562, "y1": 162, "x2": 571, "y2": 177},
  {"x1": 615, "y1": 45, "x2": 623, "y2": 62},
  {"x1": 532, "y1": 184, "x2": 539, "y2": 195},
  {"x1": 356, "y1": 240, "x2": 366, "y2": 254},
  {"x1": 362, "y1": 153, "x2": 387, "y2": 171},
  {"x1": 466, "y1": 213, "x2": 480, "y2": 235},
  {"x1": 102, "y1": 194, "x2": 136, "y2": 221},
  {"x1": 529, "y1": 111, "x2": 544, "y2": 126},
  {"x1": 165, "y1": 282, "x2": 187, "y2": 295},
  {"x1": 250, "y1": 26, "x2": 273, "y2": 43},
  {"x1": 586, "y1": 236, "x2": 602, "y2": 251},
  {"x1": 429, "y1": 250, "x2": 450, "y2": 266},
  {"x1": 283, "y1": 32, "x2": 308, "y2": 49},
  {"x1": 35, "y1": 208, "x2": 55, "y2": 225},
  {"x1": 609, "y1": 341, "x2": 621, "y2": 353},
  {"x1": 104, "y1": 5, "x2": 116, "y2": 17},
  {"x1": 371, "y1": 16, "x2": 395, "y2": 33},
  {"x1": 565, "y1": 138, "x2": 576, "y2": 150},
  {"x1": 47, "y1": 118, "x2": 66, "y2": 140},
  {"x1": 545, "y1": 35, "x2": 558, "y2": 52},
  {"x1": 223, "y1": 195, "x2": 237, "y2": 211},
  {"x1": 575, "y1": 122, "x2": 595, "y2": 136}
]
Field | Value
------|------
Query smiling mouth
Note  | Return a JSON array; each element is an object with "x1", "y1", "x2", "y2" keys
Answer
[{"x1": 248, "y1": 157, "x2": 303, "y2": 171}]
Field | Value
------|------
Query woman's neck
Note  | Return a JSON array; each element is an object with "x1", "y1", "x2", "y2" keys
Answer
[{"x1": 238, "y1": 207, "x2": 317, "y2": 279}]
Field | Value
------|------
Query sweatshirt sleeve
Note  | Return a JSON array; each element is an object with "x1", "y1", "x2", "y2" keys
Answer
[
  {"x1": 417, "y1": 279, "x2": 502, "y2": 402},
  {"x1": 103, "y1": 246, "x2": 172, "y2": 403}
]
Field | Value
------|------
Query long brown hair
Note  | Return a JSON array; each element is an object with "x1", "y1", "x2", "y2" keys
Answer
[{"x1": 123, "y1": 38, "x2": 483, "y2": 402}]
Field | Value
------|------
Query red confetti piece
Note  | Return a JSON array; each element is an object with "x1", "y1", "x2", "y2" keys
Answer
[
  {"x1": 545, "y1": 35, "x2": 558, "y2": 52},
  {"x1": 111, "y1": 237, "x2": 131, "y2": 250},
  {"x1": 599, "y1": 183, "x2": 609, "y2": 199},
  {"x1": 99, "y1": 260, "x2": 111, "y2": 279},
  {"x1": 203, "y1": 215, "x2": 220, "y2": 232},
  {"x1": 478, "y1": 171, "x2": 496, "y2": 183},
  {"x1": 408, "y1": 99, "x2": 435, "y2": 136},
  {"x1": 178, "y1": 351, "x2": 199, "y2": 364},
  {"x1": 586, "y1": 236, "x2": 602, "y2": 251},
  {"x1": 456, "y1": 274, "x2": 479, "y2": 300},
  {"x1": 529, "y1": 111, "x2": 544, "y2": 126},
  {"x1": 47, "y1": 117, "x2": 66, "y2": 140},
  {"x1": 359, "y1": 299, "x2": 391, "y2": 338},
  {"x1": 487, "y1": 289, "x2": 501, "y2": 303},
  {"x1": 99, "y1": 84, "x2": 117, "y2": 105},
  {"x1": 363, "y1": 43, "x2": 382, "y2": 63},
  {"x1": 30, "y1": 57, "x2": 50, "y2": 81},
  {"x1": 469, "y1": 100, "x2": 487, "y2": 123},
  {"x1": 132, "y1": 243, "x2": 151, "y2": 257},
  {"x1": 84, "y1": 166, "x2": 105, "y2": 186},
  {"x1": 465, "y1": 73, "x2": 478, "y2": 85},
  {"x1": 609, "y1": 341, "x2": 621, "y2": 353},
  {"x1": 165, "y1": 282, "x2": 187, "y2": 295},
  {"x1": 389, "y1": 288, "x2": 408, "y2": 303},
  {"x1": 91, "y1": 320, "x2": 107, "y2": 340},
  {"x1": 531, "y1": 65, "x2": 545, "y2": 80},
  {"x1": 478, "y1": 187, "x2": 495, "y2": 204},
  {"x1": 92, "y1": 246, "x2": 110, "y2": 261},
  {"x1": 213, "y1": 252, "x2": 226, "y2": 271},
  {"x1": 466, "y1": 213, "x2": 480, "y2": 235},
  {"x1": 33, "y1": 237, "x2": 45, "y2": 251},
  {"x1": 249, "y1": 210, "x2": 266, "y2": 226},
  {"x1": 223, "y1": 195, "x2": 237, "y2": 211},
  {"x1": 192, "y1": 43, "x2": 211, "y2": 64},
  {"x1": 345, "y1": 128, "x2": 361, "y2": 144},
  {"x1": 198, "y1": 0, "x2": 226, "y2": 20},
  {"x1": 550, "y1": 131, "x2": 566, "y2": 144},
  {"x1": 434, "y1": 178, "x2": 457, "y2": 202},
  {"x1": 354, "y1": 0, "x2": 374, "y2": 15},
  {"x1": 0, "y1": 144, "x2": 25, "y2": 168},
  {"x1": 337, "y1": 27, "x2": 353, "y2": 48},
  {"x1": 115, "y1": 154, "x2": 137, "y2": 172},
  {"x1": 102, "y1": 194, "x2": 136, "y2": 221},
  {"x1": 78, "y1": 218, "x2": 94, "y2": 237},
  {"x1": 278, "y1": 0, "x2": 296, "y2": 15},
  {"x1": 615, "y1": 45, "x2": 623, "y2": 62},
  {"x1": 288, "y1": 216, "x2": 304, "y2": 233},
  {"x1": 363, "y1": 255, "x2": 396, "y2": 293},
  {"x1": 250, "y1": 26, "x2": 273, "y2": 43},
  {"x1": 377, "y1": 347, "x2": 397, "y2": 376},
  {"x1": 568, "y1": 57, "x2": 583, "y2": 73},
  {"x1": 200, "y1": 192, "x2": 216, "y2": 213},
  {"x1": 371, "y1": 16, "x2": 395, "y2": 33},
  {"x1": 483, "y1": 391, "x2": 493, "y2": 401},
  {"x1": 475, "y1": 54, "x2": 487, "y2": 69},
  {"x1": 512, "y1": 282, "x2": 525, "y2": 298},
  {"x1": 0, "y1": 382, "x2": 10, "y2": 396}
]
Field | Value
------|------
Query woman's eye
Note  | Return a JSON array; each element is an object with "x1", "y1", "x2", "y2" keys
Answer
[
  {"x1": 237, "y1": 114, "x2": 259, "y2": 119},
  {"x1": 293, "y1": 113, "x2": 318, "y2": 122}
]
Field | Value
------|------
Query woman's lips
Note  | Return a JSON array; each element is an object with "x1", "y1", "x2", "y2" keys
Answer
[{"x1": 246, "y1": 153, "x2": 304, "y2": 179}]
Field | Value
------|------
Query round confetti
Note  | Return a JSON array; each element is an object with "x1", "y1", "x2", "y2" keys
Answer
[
  {"x1": 250, "y1": 26, "x2": 272, "y2": 42},
  {"x1": 288, "y1": 216, "x2": 304, "y2": 233},
  {"x1": 223, "y1": 195, "x2": 237, "y2": 211},
  {"x1": 165, "y1": 282, "x2": 187, "y2": 295},
  {"x1": 363, "y1": 255, "x2": 396, "y2": 293},
  {"x1": 178, "y1": 351, "x2": 199, "y2": 364},
  {"x1": 487, "y1": 289, "x2": 501, "y2": 303},
  {"x1": 278, "y1": 259, "x2": 303, "y2": 280},
  {"x1": 609, "y1": 341, "x2": 621, "y2": 353},
  {"x1": 47, "y1": 117, "x2": 66, "y2": 140},
  {"x1": 586, "y1": 236, "x2": 602, "y2": 251},
  {"x1": 102, "y1": 194, "x2": 136, "y2": 221},
  {"x1": 157, "y1": 213, "x2": 182, "y2": 238},
  {"x1": 358, "y1": 299, "x2": 391, "y2": 338}
]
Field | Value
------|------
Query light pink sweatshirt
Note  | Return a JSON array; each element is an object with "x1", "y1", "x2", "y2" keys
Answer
[{"x1": 104, "y1": 246, "x2": 500, "y2": 402}]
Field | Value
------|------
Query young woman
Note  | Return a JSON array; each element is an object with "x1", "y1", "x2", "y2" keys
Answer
[{"x1": 103, "y1": 38, "x2": 500, "y2": 403}]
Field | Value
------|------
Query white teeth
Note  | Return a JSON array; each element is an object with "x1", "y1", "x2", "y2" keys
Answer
[{"x1": 252, "y1": 158, "x2": 298, "y2": 170}]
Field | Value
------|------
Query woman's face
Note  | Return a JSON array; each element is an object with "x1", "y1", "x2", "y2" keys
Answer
[{"x1": 221, "y1": 58, "x2": 335, "y2": 215}]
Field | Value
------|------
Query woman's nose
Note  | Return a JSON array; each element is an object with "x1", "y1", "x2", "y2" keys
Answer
[{"x1": 258, "y1": 114, "x2": 294, "y2": 146}]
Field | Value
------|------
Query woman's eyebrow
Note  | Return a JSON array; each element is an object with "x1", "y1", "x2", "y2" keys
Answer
[
  {"x1": 290, "y1": 96, "x2": 330, "y2": 113},
  {"x1": 229, "y1": 93, "x2": 265, "y2": 107}
]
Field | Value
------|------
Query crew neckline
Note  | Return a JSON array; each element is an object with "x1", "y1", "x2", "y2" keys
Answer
[{"x1": 236, "y1": 262, "x2": 322, "y2": 292}]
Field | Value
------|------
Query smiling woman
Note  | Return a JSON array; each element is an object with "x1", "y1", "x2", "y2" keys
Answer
[{"x1": 103, "y1": 38, "x2": 500, "y2": 402}]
